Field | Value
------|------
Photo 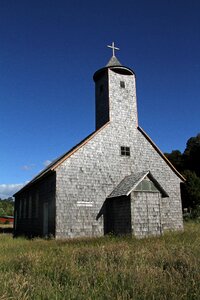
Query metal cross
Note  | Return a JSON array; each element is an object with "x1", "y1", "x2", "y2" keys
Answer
[{"x1": 107, "y1": 42, "x2": 120, "y2": 57}]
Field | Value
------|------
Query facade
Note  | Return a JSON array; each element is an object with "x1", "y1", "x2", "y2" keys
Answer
[{"x1": 14, "y1": 53, "x2": 184, "y2": 238}]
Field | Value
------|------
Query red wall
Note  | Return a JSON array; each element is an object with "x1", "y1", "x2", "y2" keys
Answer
[{"x1": 0, "y1": 217, "x2": 14, "y2": 224}]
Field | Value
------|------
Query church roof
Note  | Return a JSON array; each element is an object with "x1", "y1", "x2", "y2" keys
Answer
[
  {"x1": 137, "y1": 126, "x2": 185, "y2": 181},
  {"x1": 14, "y1": 123, "x2": 185, "y2": 196},
  {"x1": 14, "y1": 123, "x2": 185, "y2": 197},
  {"x1": 107, "y1": 171, "x2": 169, "y2": 199},
  {"x1": 14, "y1": 122, "x2": 110, "y2": 196},
  {"x1": 106, "y1": 55, "x2": 122, "y2": 67}
]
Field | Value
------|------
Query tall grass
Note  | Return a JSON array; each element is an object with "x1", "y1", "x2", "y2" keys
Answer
[{"x1": 0, "y1": 223, "x2": 200, "y2": 299}]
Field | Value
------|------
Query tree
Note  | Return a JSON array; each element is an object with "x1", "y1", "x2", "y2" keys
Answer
[
  {"x1": 183, "y1": 133, "x2": 200, "y2": 177},
  {"x1": 181, "y1": 170, "x2": 200, "y2": 212},
  {"x1": 0, "y1": 199, "x2": 14, "y2": 216},
  {"x1": 0, "y1": 203, "x2": 6, "y2": 216},
  {"x1": 165, "y1": 133, "x2": 200, "y2": 215},
  {"x1": 165, "y1": 150, "x2": 184, "y2": 173}
]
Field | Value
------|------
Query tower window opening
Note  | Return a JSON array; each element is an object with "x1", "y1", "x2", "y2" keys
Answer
[
  {"x1": 120, "y1": 81, "x2": 125, "y2": 88},
  {"x1": 121, "y1": 146, "x2": 130, "y2": 156}
]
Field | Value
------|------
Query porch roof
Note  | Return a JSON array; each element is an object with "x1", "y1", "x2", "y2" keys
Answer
[{"x1": 107, "y1": 171, "x2": 169, "y2": 198}]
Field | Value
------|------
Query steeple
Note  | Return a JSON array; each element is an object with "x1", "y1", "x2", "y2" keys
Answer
[
  {"x1": 106, "y1": 55, "x2": 122, "y2": 67},
  {"x1": 106, "y1": 42, "x2": 122, "y2": 66},
  {"x1": 94, "y1": 43, "x2": 138, "y2": 130}
]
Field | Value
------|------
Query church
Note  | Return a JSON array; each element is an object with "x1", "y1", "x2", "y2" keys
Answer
[{"x1": 14, "y1": 43, "x2": 184, "y2": 238}]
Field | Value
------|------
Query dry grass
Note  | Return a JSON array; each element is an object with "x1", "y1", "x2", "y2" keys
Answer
[
  {"x1": 0, "y1": 222, "x2": 200, "y2": 299},
  {"x1": 0, "y1": 224, "x2": 13, "y2": 228}
]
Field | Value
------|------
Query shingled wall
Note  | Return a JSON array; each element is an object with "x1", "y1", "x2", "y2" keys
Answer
[{"x1": 55, "y1": 68, "x2": 183, "y2": 238}]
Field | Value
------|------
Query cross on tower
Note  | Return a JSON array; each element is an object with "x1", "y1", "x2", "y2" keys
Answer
[{"x1": 107, "y1": 42, "x2": 120, "y2": 57}]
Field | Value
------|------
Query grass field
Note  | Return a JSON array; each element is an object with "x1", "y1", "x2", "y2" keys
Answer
[{"x1": 0, "y1": 222, "x2": 200, "y2": 300}]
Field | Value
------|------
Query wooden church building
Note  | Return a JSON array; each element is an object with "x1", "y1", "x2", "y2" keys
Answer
[{"x1": 14, "y1": 44, "x2": 184, "y2": 238}]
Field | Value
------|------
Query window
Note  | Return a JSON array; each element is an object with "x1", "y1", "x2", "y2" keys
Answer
[
  {"x1": 121, "y1": 146, "x2": 130, "y2": 156},
  {"x1": 135, "y1": 179, "x2": 159, "y2": 192},
  {"x1": 120, "y1": 81, "x2": 125, "y2": 88}
]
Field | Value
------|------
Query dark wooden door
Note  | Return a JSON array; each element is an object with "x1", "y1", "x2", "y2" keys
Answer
[{"x1": 104, "y1": 196, "x2": 132, "y2": 235}]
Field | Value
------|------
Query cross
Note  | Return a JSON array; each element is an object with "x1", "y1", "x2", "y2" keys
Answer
[{"x1": 107, "y1": 42, "x2": 120, "y2": 57}]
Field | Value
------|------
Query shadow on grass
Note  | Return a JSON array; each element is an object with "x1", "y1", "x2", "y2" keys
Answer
[{"x1": 0, "y1": 226, "x2": 13, "y2": 234}]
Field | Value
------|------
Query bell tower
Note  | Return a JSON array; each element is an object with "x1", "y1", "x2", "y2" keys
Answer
[{"x1": 93, "y1": 43, "x2": 138, "y2": 130}]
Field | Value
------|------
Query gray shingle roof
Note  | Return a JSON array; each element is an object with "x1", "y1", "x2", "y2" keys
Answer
[
  {"x1": 108, "y1": 171, "x2": 148, "y2": 198},
  {"x1": 106, "y1": 55, "x2": 122, "y2": 67},
  {"x1": 13, "y1": 123, "x2": 110, "y2": 196},
  {"x1": 108, "y1": 171, "x2": 169, "y2": 198}
]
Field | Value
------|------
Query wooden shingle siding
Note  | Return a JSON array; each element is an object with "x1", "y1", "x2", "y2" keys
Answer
[{"x1": 14, "y1": 57, "x2": 183, "y2": 238}]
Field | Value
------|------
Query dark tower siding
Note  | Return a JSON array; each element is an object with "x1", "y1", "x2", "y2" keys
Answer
[{"x1": 94, "y1": 70, "x2": 109, "y2": 130}]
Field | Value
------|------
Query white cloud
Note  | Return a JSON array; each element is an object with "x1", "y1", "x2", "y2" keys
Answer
[
  {"x1": 21, "y1": 164, "x2": 35, "y2": 171},
  {"x1": 0, "y1": 182, "x2": 28, "y2": 199},
  {"x1": 43, "y1": 160, "x2": 52, "y2": 167}
]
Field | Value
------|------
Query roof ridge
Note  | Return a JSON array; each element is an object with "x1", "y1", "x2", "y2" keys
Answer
[{"x1": 14, "y1": 122, "x2": 110, "y2": 196}]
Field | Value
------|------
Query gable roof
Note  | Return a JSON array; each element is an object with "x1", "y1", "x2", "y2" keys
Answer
[
  {"x1": 107, "y1": 171, "x2": 169, "y2": 199},
  {"x1": 14, "y1": 122, "x2": 110, "y2": 196},
  {"x1": 14, "y1": 123, "x2": 185, "y2": 197}
]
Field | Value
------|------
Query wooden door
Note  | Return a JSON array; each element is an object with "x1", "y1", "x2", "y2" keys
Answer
[
  {"x1": 133, "y1": 192, "x2": 162, "y2": 237},
  {"x1": 104, "y1": 196, "x2": 132, "y2": 235}
]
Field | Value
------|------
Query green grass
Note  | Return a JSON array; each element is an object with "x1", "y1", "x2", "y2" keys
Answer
[{"x1": 0, "y1": 223, "x2": 200, "y2": 299}]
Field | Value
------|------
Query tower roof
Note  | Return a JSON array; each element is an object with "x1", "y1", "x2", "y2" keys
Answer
[
  {"x1": 106, "y1": 42, "x2": 121, "y2": 67},
  {"x1": 93, "y1": 42, "x2": 135, "y2": 81},
  {"x1": 93, "y1": 62, "x2": 135, "y2": 82},
  {"x1": 106, "y1": 55, "x2": 122, "y2": 67}
]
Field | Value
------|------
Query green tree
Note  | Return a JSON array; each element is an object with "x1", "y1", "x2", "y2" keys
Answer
[
  {"x1": 0, "y1": 203, "x2": 6, "y2": 216},
  {"x1": 183, "y1": 133, "x2": 200, "y2": 177},
  {"x1": 0, "y1": 199, "x2": 14, "y2": 216},
  {"x1": 181, "y1": 171, "x2": 200, "y2": 212},
  {"x1": 165, "y1": 133, "x2": 200, "y2": 215},
  {"x1": 165, "y1": 150, "x2": 184, "y2": 173}
]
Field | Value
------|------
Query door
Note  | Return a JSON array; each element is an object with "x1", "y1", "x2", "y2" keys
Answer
[
  {"x1": 133, "y1": 192, "x2": 162, "y2": 237},
  {"x1": 43, "y1": 202, "x2": 49, "y2": 236},
  {"x1": 104, "y1": 196, "x2": 132, "y2": 235}
]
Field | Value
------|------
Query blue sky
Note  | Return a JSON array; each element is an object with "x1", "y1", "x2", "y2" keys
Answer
[{"x1": 0, "y1": 0, "x2": 199, "y2": 198}]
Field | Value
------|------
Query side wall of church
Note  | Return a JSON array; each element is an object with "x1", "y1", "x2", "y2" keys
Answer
[{"x1": 14, "y1": 173, "x2": 56, "y2": 237}]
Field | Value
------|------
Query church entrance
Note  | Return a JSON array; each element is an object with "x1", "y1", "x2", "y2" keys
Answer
[
  {"x1": 104, "y1": 196, "x2": 132, "y2": 235},
  {"x1": 104, "y1": 191, "x2": 162, "y2": 237},
  {"x1": 104, "y1": 171, "x2": 167, "y2": 237},
  {"x1": 132, "y1": 191, "x2": 162, "y2": 237}
]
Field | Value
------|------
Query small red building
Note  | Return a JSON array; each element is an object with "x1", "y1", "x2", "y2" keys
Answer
[{"x1": 0, "y1": 216, "x2": 14, "y2": 224}]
